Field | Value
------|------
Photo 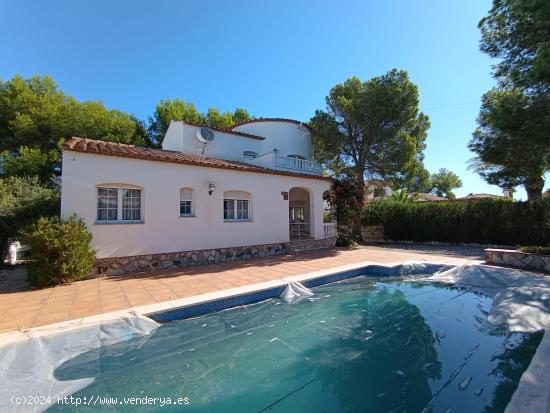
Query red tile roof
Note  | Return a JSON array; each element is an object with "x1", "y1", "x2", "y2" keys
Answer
[
  {"x1": 63, "y1": 137, "x2": 331, "y2": 181},
  {"x1": 457, "y1": 193, "x2": 504, "y2": 201},
  {"x1": 414, "y1": 193, "x2": 446, "y2": 202}
]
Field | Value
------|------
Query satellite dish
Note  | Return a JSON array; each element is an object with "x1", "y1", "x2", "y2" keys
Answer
[
  {"x1": 196, "y1": 127, "x2": 215, "y2": 143},
  {"x1": 243, "y1": 150, "x2": 257, "y2": 160}
]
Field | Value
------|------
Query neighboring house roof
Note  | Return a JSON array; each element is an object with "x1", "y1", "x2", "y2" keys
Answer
[
  {"x1": 63, "y1": 137, "x2": 332, "y2": 181},
  {"x1": 232, "y1": 117, "x2": 312, "y2": 131},
  {"x1": 414, "y1": 193, "x2": 446, "y2": 202},
  {"x1": 457, "y1": 193, "x2": 504, "y2": 201},
  {"x1": 172, "y1": 120, "x2": 265, "y2": 140}
]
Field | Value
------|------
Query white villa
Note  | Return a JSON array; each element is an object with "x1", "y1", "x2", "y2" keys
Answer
[{"x1": 61, "y1": 118, "x2": 335, "y2": 274}]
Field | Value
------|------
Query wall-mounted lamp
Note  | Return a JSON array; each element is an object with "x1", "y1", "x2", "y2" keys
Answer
[{"x1": 208, "y1": 183, "x2": 215, "y2": 196}]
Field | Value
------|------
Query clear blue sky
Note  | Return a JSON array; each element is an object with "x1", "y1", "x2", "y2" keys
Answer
[{"x1": 1, "y1": 0, "x2": 539, "y2": 199}]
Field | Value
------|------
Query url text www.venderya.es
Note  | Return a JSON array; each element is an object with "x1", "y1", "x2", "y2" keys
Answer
[{"x1": 11, "y1": 395, "x2": 190, "y2": 408}]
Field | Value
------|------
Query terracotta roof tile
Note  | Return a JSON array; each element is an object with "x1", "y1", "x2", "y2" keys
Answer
[
  {"x1": 365, "y1": 179, "x2": 394, "y2": 188},
  {"x1": 457, "y1": 193, "x2": 504, "y2": 201},
  {"x1": 63, "y1": 137, "x2": 331, "y2": 181},
  {"x1": 414, "y1": 193, "x2": 447, "y2": 202}
]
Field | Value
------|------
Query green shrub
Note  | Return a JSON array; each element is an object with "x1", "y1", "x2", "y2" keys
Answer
[
  {"x1": 325, "y1": 179, "x2": 362, "y2": 246},
  {"x1": 0, "y1": 176, "x2": 59, "y2": 261},
  {"x1": 23, "y1": 216, "x2": 95, "y2": 287},
  {"x1": 520, "y1": 245, "x2": 550, "y2": 255},
  {"x1": 362, "y1": 198, "x2": 550, "y2": 246}
]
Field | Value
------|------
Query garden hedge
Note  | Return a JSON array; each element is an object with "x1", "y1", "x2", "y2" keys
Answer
[
  {"x1": 23, "y1": 216, "x2": 95, "y2": 287},
  {"x1": 362, "y1": 198, "x2": 550, "y2": 246}
]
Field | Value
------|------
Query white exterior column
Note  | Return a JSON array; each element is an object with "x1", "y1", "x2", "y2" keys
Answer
[{"x1": 311, "y1": 189, "x2": 325, "y2": 240}]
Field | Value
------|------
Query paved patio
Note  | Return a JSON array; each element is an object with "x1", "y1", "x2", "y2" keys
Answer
[{"x1": 0, "y1": 245, "x2": 483, "y2": 334}]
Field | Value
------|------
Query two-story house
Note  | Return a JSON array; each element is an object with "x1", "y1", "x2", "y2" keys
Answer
[{"x1": 60, "y1": 118, "x2": 335, "y2": 274}]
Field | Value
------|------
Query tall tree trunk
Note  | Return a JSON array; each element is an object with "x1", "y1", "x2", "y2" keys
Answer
[
  {"x1": 352, "y1": 167, "x2": 366, "y2": 238},
  {"x1": 524, "y1": 176, "x2": 545, "y2": 201}
]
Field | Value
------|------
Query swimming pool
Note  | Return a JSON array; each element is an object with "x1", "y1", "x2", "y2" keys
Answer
[{"x1": 48, "y1": 274, "x2": 542, "y2": 412}]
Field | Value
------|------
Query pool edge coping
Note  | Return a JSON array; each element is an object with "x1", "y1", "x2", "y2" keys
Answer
[{"x1": 504, "y1": 329, "x2": 550, "y2": 413}]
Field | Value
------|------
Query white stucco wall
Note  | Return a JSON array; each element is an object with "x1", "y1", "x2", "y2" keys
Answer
[
  {"x1": 61, "y1": 151, "x2": 331, "y2": 259},
  {"x1": 162, "y1": 121, "x2": 262, "y2": 161},
  {"x1": 233, "y1": 121, "x2": 312, "y2": 160}
]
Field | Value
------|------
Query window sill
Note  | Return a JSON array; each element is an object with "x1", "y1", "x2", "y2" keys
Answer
[
  {"x1": 179, "y1": 215, "x2": 196, "y2": 218},
  {"x1": 94, "y1": 220, "x2": 144, "y2": 225},
  {"x1": 224, "y1": 219, "x2": 253, "y2": 223}
]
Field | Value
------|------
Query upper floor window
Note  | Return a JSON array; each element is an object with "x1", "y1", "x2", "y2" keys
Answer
[
  {"x1": 97, "y1": 186, "x2": 142, "y2": 223},
  {"x1": 180, "y1": 187, "x2": 194, "y2": 216},
  {"x1": 223, "y1": 190, "x2": 251, "y2": 221}
]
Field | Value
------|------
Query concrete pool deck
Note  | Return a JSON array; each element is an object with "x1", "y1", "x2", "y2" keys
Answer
[{"x1": 0, "y1": 245, "x2": 482, "y2": 334}]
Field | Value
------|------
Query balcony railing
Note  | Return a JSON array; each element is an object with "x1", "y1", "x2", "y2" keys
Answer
[{"x1": 273, "y1": 155, "x2": 322, "y2": 175}]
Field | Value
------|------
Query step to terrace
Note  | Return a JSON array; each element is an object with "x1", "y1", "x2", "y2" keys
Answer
[{"x1": 286, "y1": 238, "x2": 337, "y2": 255}]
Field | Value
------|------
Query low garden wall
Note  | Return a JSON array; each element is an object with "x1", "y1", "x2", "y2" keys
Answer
[
  {"x1": 485, "y1": 248, "x2": 550, "y2": 273},
  {"x1": 95, "y1": 238, "x2": 337, "y2": 275},
  {"x1": 95, "y1": 243, "x2": 288, "y2": 275},
  {"x1": 360, "y1": 225, "x2": 384, "y2": 242}
]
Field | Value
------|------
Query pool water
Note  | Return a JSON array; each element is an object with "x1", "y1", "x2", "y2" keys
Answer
[{"x1": 50, "y1": 276, "x2": 542, "y2": 412}]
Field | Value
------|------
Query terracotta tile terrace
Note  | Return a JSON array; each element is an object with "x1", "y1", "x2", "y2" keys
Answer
[{"x1": 0, "y1": 245, "x2": 483, "y2": 334}]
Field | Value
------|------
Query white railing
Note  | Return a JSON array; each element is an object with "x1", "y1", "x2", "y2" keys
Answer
[
  {"x1": 323, "y1": 222, "x2": 337, "y2": 239},
  {"x1": 273, "y1": 155, "x2": 322, "y2": 175},
  {"x1": 289, "y1": 222, "x2": 311, "y2": 240}
]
